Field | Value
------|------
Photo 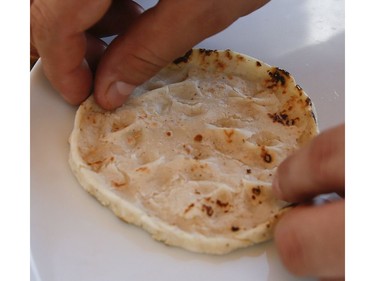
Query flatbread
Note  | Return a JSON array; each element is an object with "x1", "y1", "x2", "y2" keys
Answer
[{"x1": 69, "y1": 49, "x2": 318, "y2": 254}]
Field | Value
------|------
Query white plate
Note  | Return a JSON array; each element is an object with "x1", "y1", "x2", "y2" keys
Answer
[
  {"x1": 30, "y1": 61, "x2": 313, "y2": 281},
  {"x1": 31, "y1": 1, "x2": 343, "y2": 280}
]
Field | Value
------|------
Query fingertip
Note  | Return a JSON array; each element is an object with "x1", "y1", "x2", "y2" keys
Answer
[
  {"x1": 95, "y1": 80, "x2": 135, "y2": 110},
  {"x1": 42, "y1": 58, "x2": 93, "y2": 106},
  {"x1": 61, "y1": 91, "x2": 90, "y2": 106},
  {"x1": 273, "y1": 125, "x2": 345, "y2": 203},
  {"x1": 59, "y1": 84, "x2": 91, "y2": 105}
]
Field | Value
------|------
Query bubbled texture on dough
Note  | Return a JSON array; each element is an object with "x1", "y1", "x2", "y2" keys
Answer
[{"x1": 69, "y1": 49, "x2": 318, "y2": 254}]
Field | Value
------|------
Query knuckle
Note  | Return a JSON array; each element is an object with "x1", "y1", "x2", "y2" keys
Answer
[{"x1": 117, "y1": 45, "x2": 169, "y2": 84}]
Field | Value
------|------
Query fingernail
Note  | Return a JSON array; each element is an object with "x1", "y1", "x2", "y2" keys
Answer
[
  {"x1": 106, "y1": 81, "x2": 135, "y2": 108},
  {"x1": 272, "y1": 172, "x2": 282, "y2": 199}
]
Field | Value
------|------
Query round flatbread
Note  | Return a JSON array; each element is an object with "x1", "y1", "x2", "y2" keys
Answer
[{"x1": 69, "y1": 49, "x2": 318, "y2": 254}]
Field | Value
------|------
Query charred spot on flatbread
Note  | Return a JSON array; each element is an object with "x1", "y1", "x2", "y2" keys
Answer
[{"x1": 173, "y1": 49, "x2": 193, "y2": 64}]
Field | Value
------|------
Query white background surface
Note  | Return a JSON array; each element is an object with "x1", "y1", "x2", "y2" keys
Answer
[{"x1": 31, "y1": 0, "x2": 344, "y2": 280}]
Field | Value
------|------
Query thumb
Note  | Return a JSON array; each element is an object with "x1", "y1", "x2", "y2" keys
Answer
[
  {"x1": 272, "y1": 124, "x2": 345, "y2": 202},
  {"x1": 94, "y1": 0, "x2": 270, "y2": 110}
]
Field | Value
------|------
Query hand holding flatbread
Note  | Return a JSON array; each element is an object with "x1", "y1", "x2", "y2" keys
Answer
[
  {"x1": 31, "y1": 0, "x2": 270, "y2": 108},
  {"x1": 274, "y1": 124, "x2": 344, "y2": 279}
]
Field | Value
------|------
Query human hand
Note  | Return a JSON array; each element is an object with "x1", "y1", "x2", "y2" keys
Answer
[
  {"x1": 30, "y1": 0, "x2": 143, "y2": 105},
  {"x1": 31, "y1": 0, "x2": 270, "y2": 109},
  {"x1": 272, "y1": 124, "x2": 345, "y2": 280}
]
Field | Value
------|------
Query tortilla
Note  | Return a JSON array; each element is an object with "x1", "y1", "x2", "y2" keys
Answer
[{"x1": 69, "y1": 49, "x2": 318, "y2": 254}]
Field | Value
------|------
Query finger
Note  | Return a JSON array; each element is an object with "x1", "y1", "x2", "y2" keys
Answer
[
  {"x1": 273, "y1": 124, "x2": 345, "y2": 202},
  {"x1": 274, "y1": 200, "x2": 345, "y2": 279},
  {"x1": 31, "y1": 0, "x2": 112, "y2": 104},
  {"x1": 88, "y1": 0, "x2": 144, "y2": 38},
  {"x1": 94, "y1": 0, "x2": 270, "y2": 110},
  {"x1": 85, "y1": 34, "x2": 108, "y2": 73},
  {"x1": 30, "y1": 41, "x2": 39, "y2": 69}
]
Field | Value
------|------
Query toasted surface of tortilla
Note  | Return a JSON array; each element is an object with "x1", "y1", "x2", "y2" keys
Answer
[{"x1": 69, "y1": 49, "x2": 318, "y2": 254}]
